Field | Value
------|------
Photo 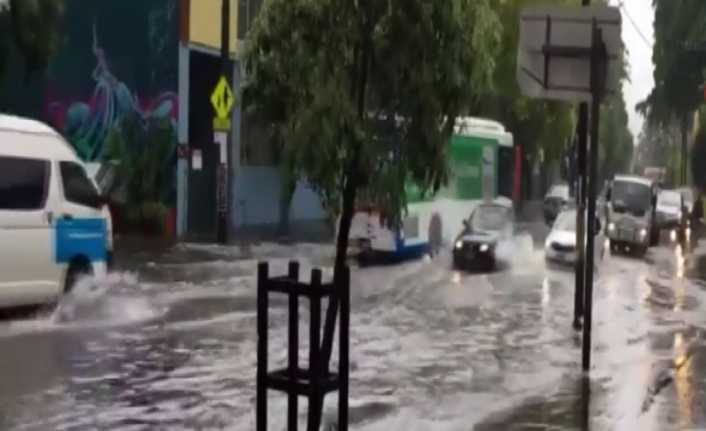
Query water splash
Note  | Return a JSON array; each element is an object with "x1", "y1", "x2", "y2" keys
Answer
[
  {"x1": 495, "y1": 233, "x2": 542, "y2": 272},
  {"x1": 52, "y1": 272, "x2": 166, "y2": 326}
]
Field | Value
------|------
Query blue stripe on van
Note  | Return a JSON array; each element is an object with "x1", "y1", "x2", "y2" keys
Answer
[{"x1": 55, "y1": 218, "x2": 107, "y2": 263}]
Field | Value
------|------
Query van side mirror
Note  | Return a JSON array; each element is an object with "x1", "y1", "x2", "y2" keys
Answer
[
  {"x1": 595, "y1": 217, "x2": 601, "y2": 234},
  {"x1": 462, "y1": 219, "x2": 470, "y2": 230}
]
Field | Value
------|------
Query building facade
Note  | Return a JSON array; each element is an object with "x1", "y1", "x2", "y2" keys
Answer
[{"x1": 0, "y1": 0, "x2": 326, "y2": 241}]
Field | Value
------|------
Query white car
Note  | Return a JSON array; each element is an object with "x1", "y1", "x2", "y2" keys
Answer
[
  {"x1": 655, "y1": 189, "x2": 684, "y2": 231},
  {"x1": 0, "y1": 114, "x2": 113, "y2": 308},
  {"x1": 545, "y1": 209, "x2": 605, "y2": 268}
]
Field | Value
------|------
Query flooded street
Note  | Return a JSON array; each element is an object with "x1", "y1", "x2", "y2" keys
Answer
[{"x1": 1, "y1": 229, "x2": 706, "y2": 430}]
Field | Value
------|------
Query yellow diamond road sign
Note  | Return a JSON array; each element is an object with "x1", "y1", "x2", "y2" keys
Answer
[{"x1": 210, "y1": 75, "x2": 235, "y2": 127}]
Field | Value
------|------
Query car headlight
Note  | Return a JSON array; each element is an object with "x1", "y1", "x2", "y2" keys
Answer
[
  {"x1": 670, "y1": 229, "x2": 677, "y2": 242},
  {"x1": 608, "y1": 222, "x2": 616, "y2": 232},
  {"x1": 480, "y1": 243, "x2": 490, "y2": 252},
  {"x1": 640, "y1": 228, "x2": 647, "y2": 239},
  {"x1": 455, "y1": 240, "x2": 463, "y2": 249}
]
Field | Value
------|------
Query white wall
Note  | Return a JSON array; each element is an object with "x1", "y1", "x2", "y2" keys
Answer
[{"x1": 232, "y1": 166, "x2": 325, "y2": 228}]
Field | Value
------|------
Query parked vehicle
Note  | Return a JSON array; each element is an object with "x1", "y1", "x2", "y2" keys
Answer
[
  {"x1": 545, "y1": 208, "x2": 605, "y2": 267},
  {"x1": 605, "y1": 175, "x2": 658, "y2": 257},
  {"x1": 655, "y1": 189, "x2": 685, "y2": 233},
  {"x1": 0, "y1": 114, "x2": 113, "y2": 308},
  {"x1": 675, "y1": 187, "x2": 695, "y2": 218},
  {"x1": 543, "y1": 184, "x2": 570, "y2": 226},
  {"x1": 452, "y1": 202, "x2": 514, "y2": 271}
]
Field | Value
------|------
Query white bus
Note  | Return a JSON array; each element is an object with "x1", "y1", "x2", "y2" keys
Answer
[{"x1": 348, "y1": 117, "x2": 517, "y2": 263}]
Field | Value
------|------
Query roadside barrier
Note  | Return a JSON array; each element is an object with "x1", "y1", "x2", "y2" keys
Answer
[{"x1": 257, "y1": 261, "x2": 350, "y2": 431}]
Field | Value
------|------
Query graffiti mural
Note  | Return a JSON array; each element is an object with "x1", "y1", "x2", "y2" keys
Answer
[
  {"x1": 42, "y1": 0, "x2": 179, "y2": 211},
  {"x1": 47, "y1": 23, "x2": 178, "y2": 162}
]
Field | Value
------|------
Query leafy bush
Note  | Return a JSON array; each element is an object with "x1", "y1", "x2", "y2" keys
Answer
[{"x1": 104, "y1": 113, "x2": 176, "y2": 234}]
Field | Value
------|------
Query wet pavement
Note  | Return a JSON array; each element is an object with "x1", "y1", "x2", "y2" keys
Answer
[{"x1": 0, "y1": 226, "x2": 705, "y2": 430}]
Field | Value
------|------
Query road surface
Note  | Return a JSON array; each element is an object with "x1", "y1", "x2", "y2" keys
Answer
[{"x1": 0, "y1": 226, "x2": 704, "y2": 430}]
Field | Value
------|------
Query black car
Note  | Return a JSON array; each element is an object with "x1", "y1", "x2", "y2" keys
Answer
[
  {"x1": 453, "y1": 203, "x2": 514, "y2": 271},
  {"x1": 543, "y1": 184, "x2": 570, "y2": 226}
]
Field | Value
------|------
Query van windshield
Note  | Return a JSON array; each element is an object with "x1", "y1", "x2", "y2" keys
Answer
[{"x1": 612, "y1": 180, "x2": 651, "y2": 215}]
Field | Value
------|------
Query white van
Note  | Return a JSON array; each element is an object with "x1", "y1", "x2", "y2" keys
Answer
[{"x1": 0, "y1": 114, "x2": 113, "y2": 308}]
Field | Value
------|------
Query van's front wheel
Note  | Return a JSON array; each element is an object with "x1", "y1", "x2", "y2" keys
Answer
[{"x1": 64, "y1": 259, "x2": 93, "y2": 294}]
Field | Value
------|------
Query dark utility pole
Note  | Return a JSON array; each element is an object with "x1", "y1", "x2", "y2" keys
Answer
[
  {"x1": 573, "y1": 0, "x2": 590, "y2": 331},
  {"x1": 583, "y1": 21, "x2": 606, "y2": 372},
  {"x1": 574, "y1": 103, "x2": 588, "y2": 330},
  {"x1": 681, "y1": 116, "x2": 689, "y2": 186},
  {"x1": 217, "y1": 0, "x2": 231, "y2": 244}
]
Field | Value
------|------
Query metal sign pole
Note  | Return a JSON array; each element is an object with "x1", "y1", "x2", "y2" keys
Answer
[
  {"x1": 217, "y1": 0, "x2": 231, "y2": 244},
  {"x1": 573, "y1": 0, "x2": 591, "y2": 331},
  {"x1": 583, "y1": 21, "x2": 606, "y2": 373},
  {"x1": 574, "y1": 103, "x2": 588, "y2": 330}
]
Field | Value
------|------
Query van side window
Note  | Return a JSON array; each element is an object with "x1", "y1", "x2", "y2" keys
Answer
[
  {"x1": 0, "y1": 156, "x2": 50, "y2": 210},
  {"x1": 60, "y1": 162, "x2": 100, "y2": 208}
]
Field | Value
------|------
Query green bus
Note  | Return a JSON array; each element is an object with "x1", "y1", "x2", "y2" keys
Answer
[{"x1": 348, "y1": 117, "x2": 517, "y2": 261}]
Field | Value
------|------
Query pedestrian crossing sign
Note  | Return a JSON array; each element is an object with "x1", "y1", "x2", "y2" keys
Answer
[{"x1": 211, "y1": 75, "x2": 235, "y2": 131}]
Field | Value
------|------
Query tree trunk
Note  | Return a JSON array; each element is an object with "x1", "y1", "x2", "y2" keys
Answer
[
  {"x1": 310, "y1": 7, "x2": 371, "y2": 428},
  {"x1": 335, "y1": 181, "x2": 357, "y2": 273},
  {"x1": 277, "y1": 170, "x2": 297, "y2": 236}
]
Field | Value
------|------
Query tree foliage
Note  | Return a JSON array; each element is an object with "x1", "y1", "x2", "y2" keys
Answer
[
  {"x1": 634, "y1": 121, "x2": 678, "y2": 174},
  {"x1": 637, "y1": 1, "x2": 706, "y2": 186},
  {"x1": 640, "y1": 0, "x2": 706, "y2": 126},
  {"x1": 0, "y1": 0, "x2": 65, "y2": 82},
  {"x1": 243, "y1": 0, "x2": 501, "y2": 260},
  {"x1": 691, "y1": 110, "x2": 706, "y2": 192},
  {"x1": 598, "y1": 94, "x2": 634, "y2": 182},
  {"x1": 476, "y1": 0, "x2": 577, "y2": 168}
]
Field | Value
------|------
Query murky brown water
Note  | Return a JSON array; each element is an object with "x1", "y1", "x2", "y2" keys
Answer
[{"x1": 0, "y1": 234, "x2": 704, "y2": 430}]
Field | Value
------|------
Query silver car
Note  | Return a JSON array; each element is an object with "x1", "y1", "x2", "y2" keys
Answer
[{"x1": 656, "y1": 189, "x2": 684, "y2": 230}]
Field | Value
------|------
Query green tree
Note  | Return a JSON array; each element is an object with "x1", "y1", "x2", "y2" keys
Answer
[
  {"x1": 243, "y1": 0, "x2": 499, "y2": 425},
  {"x1": 476, "y1": 0, "x2": 578, "y2": 197},
  {"x1": 0, "y1": 0, "x2": 64, "y2": 82},
  {"x1": 244, "y1": 0, "x2": 499, "y2": 267},
  {"x1": 634, "y1": 119, "x2": 681, "y2": 183},
  {"x1": 104, "y1": 115, "x2": 175, "y2": 233},
  {"x1": 598, "y1": 94, "x2": 634, "y2": 182},
  {"x1": 692, "y1": 110, "x2": 706, "y2": 192},
  {"x1": 482, "y1": 0, "x2": 633, "y2": 194},
  {"x1": 639, "y1": 0, "x2": 706, "y2": 184}
]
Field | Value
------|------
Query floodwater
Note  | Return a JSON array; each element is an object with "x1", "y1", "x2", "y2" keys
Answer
[{"x1": 0, "y1": 229, "x2": 705, "y2": 430}]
